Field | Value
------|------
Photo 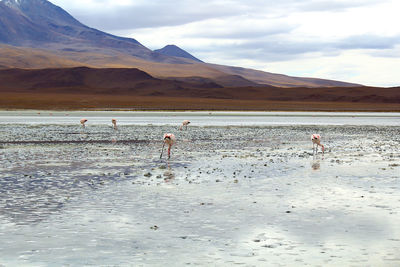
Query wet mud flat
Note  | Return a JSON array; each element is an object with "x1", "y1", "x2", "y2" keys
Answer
[{"x1": 0, "y1": 124, "x2": 399, "y2": 266}]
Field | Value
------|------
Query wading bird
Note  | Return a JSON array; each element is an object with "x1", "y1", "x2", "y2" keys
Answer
[
  {"x1": 112, "y1": 118, "x2": 117, "y2": 130},
  {"x1": 160, "y1": 133, "x2": 176, "y2": 159},
  {"x1": 311, "y1": 134, "x2": 325, "y2": 154},
  {"x1": 179, "y1": 120, "x2": 190, "y2": 130},
  {"x1": 80, "y1": 118, "x2": 87, "y2": 128}
]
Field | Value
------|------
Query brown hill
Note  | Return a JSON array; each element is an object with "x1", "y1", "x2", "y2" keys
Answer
[
  {"x1": 0, "y1": 67, "x2": 399, "y2": 111},
  {"x1": 0, "y1": 67, "x2": 224, "y2": 95}
]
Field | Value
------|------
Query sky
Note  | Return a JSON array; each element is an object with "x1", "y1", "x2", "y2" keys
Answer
[{"x1": 51, "y1": 0, "x2": 400, "y2": 87}]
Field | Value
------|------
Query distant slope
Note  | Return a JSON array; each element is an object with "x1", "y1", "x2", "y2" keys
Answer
[
  {"x1": 154, "y1": 45, "x2": 203, "y2": 62},
  {"x1": 210, "y1": 64, "x2": 360, "y2": 88},
  {"x1": 0, "y1": 44, "x2": 90, "y2": 68}
]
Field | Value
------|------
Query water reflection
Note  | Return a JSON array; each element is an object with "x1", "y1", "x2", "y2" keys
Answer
[
  {"x1": 311, "y1": 160, "x2": 320, "y2": 170},
  {"x1": 0, "y1": 144, "x2": 133, "y2": 225},
  {"x1": 79, "y1": 128, "x2": 88, "y2": 139},
  {"x1": 0, "y1": 173, "x2": 71, "y2": 225},
  {"x1": 163, "y1": 161, "x2": 175, "y2": 181},
  {"x1": 311, "y1": 154, "x2": 324, "y2": 170},
  {"x1": 111, "y1": 137, "x2": 117, "y2": 144}
]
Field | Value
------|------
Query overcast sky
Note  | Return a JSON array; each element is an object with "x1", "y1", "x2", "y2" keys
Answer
[{"x1": 51, "y1": 0, "x2": 400, "y2": 86}]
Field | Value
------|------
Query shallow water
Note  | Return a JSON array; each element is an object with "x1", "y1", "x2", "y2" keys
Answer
[
  {"x1": 1, "y1": 110, "x2": 400, "y2": 126},
  {"x1": 0, "y1": 112, "x2": 400, "y2": 266}
]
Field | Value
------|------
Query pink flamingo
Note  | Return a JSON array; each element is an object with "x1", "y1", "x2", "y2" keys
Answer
[
  {"x1": 112, "y1": 118, "x2": 117, "y2": 130},
  {"x1": 80, "y1": 118, "x2": 88, "y2": 128},
  {"x1": 160, "y1": 133, "x2": 176, "y2": 159},
  {"x1": 179, "y1": 120, "x2": 190, "y2": 130},
  {"x1": 311, "y1": 134, "x2": 325, "y2": 154}
]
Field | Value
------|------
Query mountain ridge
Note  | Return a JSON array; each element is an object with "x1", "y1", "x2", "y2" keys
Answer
[
  {"x1": 0, "y1": 0, "x2": 188, "y2": 63},
  {"x1": 0, "y1": 0, "x2": 362, "y2": 88}
]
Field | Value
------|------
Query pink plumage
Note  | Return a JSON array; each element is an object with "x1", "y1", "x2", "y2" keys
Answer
[
  {"x1": 163, "y1": 133, "x2": 176, "y2": 159},
  {"x1": 311, "y1": 134, "x2": 321, "y2": 141},
  {"x1": 179, "y1": 120, "x2": 191, "y2": 130},
  {"x1": 80, "y1": 118, "x2": 87, "y2": 127},
  {"x1": 112, "y1": 118, "x2": 117, "y2": 129},
  {"x1": 311, "y1": 134, "x2": 324, "y2": 153},
  {"x1": 163, "y1": 133, "x2": 176, "y2": 144}
]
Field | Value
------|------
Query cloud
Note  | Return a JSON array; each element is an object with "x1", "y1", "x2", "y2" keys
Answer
[
  {"x1": 182, "y1": 18, "x2": 296, "y2": 39},
  {"x1": 294, "y1": 0, "x2": 383, "y2": 12},
  {"x1": 52, "y1": 0, "x2": 383, "y2": 31},
  {"x1": 336, "y1": 34, "x2": 400, "y2": 50},
  {"x1": 368, "y1": 44, "x2": 400, "y2": 58},
  {"x1": 53, "y1": 0, "x2": 244, "y2": 30},
  {"x1": 228, "y1": 34, "x2": 400, "y2": 60}
]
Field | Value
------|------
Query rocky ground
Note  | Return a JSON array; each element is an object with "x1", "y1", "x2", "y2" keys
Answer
[{"x1": 0, "y1": 124, "x2": 399, "y2": 266}]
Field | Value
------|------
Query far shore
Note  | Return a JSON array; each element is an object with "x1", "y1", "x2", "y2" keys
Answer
[{"x1": 1, "y1": 93, "x2": 400, "y2": 112}]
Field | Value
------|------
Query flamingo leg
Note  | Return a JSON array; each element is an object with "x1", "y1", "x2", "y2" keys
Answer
[
  {"x1": 160, "y1": 142, "x2": 165, "y2": 159},
  {"x1": 167, "y1": 145, "x2": 171, "y2": 159}
]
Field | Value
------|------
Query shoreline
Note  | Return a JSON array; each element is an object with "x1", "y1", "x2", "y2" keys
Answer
[
  {"x1": 1, "y1": 109, "x2": 400, "y2": 115},
  {"x1": 1, "y1": 111, "x2": 399, "y2": 127},
  {"x1": 1, "y1": 93, "x2": 400, "y2": 112},
  {"x1": 2, "y1": 108, "x2": 400, "y2": 113}
]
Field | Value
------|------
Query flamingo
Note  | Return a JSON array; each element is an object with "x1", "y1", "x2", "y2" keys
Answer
[
  {"x1": 311, "y1": 134, "x2": 325, "y2": 154},
  {"x1": 160, "y1": 133, "x2": 176, "y2": 159},
  {"x1": 80, "y1": 118, "x2": 88, "y2": 128},
  {"x1": 112, "y1": 118, "x2": 117, "y2": 130},
  {"x1": 179, "y1": 120, "x2": 190, "y2": 130}
]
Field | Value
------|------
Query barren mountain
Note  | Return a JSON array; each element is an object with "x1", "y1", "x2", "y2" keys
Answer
[
  {"x1": 0, "y1": 0, "x2": 187, "y2": 63},
  {"x1": 0, "y1": 0, "x2": 361, "y2": 87}
]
